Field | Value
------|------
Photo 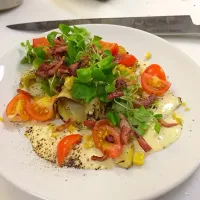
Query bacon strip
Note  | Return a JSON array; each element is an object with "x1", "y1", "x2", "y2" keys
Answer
[
  {"x1": 91, "y1": 155, "x2": 107, "y2": 161},
  {"x1": 107, "y1": 90, "x2": 124, "y2": 100},
  {"x1": 133, "y1": 131, "x2": 152, "y2": 152},
  {"x1": 134, "y1": 94, "x2": 156, "y2": 108},
  {"x1": 83, "y1": 120, "x2": 96, "y2": 129},
  {"x1": 115, "y1": 78, "x2": 127, "y2": 89},
  {"x1": 54, "y1": 37, "x2": 66, "y2": 46},
  {"x1": 36, "y1": 57, "x2": 65, "y2": 78},
  {"x1": 159, "y1": 119, "x2": 178, "y2": 128},
  {"x1": 119, "y1": 114, "x2": 152, "y2": 152},
  {"x1": 119, "y1": 113, "x2": 132, "y2": 144},
  {"x1": 54, "y1": 118, "x2": 73, "y2": 132},
  {"x1": 68, "y1": 62, "x2": 80, "y2": 76}
]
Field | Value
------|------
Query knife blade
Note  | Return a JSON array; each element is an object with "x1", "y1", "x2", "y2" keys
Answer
[{"x1": 7, "y1": 15, "x2": 200, "y2": 36}]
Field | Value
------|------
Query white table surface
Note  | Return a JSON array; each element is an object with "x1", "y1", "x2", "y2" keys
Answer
[{"x1": 0, "y1": 0, "x2": 200, "y2": 199}]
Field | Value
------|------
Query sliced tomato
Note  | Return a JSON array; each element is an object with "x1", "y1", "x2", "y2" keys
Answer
[
  {"x1": 83, "y1": 120, "x2": 96, "y2": 129},
  {"x1": 100, "y1": 41, "x2": 119, "y2": 56},
  {"x1": 6, "y1": 93, "x2": 31, "y2": 122},
  {"x1": 144, "y1": 64, "x2": 166, "y2": 80},
  {"x1": 141, "y1": 73, "x2": 171, "y2": 96},
  {"x1": 57, "y1": 134, "x2": 82, "y2": 166},
  {"x1": 92, "y1": 119, "x2": 122, "y2": 158},
  {"x1": 117, "y1": 54, "x2": 137, "y2": 67},
  {"x1": 25, "y1": 96, "x2": 55, "y2": 121},
  {"x1": 33, "y1": 37, "x2": 50, "y2": 48}
]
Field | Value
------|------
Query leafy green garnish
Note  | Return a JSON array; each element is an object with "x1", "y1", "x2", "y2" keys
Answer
[
  {"x1": 134, "y1": 107, "x2": 152, "y2": 122},
  {"x1": 72, "y1": 82, "x2": 96, "y2": 103},
  {"x1": 91, "y1": 67, "x2": 106, "y2": 81},
  {"x1": 40, "y1": 76, "x2": 64, "y2": 96},
  {"x1": 33, "y1": 58, "x2": 44, "y2": 69},
  {"x1": 98, "y1": 56, "x2": 114, "y2": 70},
  {"x1": 106, "y1": 111, "x2": 120, "y2": 126},
  {"x1": 33, "y1": 47, "x2": 46, "y2": 60},
  {"x1": 59, "y1": 24, "x2": 71, "y2": 35},
  {"x1": 59, "y1": 25, "x2": 90, "y2": 65},
  {"x1": 20, "y1": 40, "x2": 35, "y2": 64},
  {"x1": 47, "y1": 31, "x2": 60, "y2": 46},
  {"x1": 154, "y1": 122, "x2": 161, "y2": 134},
  {"x1": 92, "y1": 35, "x2": 102, "y2": 48},
  {"x1": 154, "y1": 114, "x2": 163, "y2": 119},
  {"x1": 77, "y1": 68, "x2": 92, "y2": 83},
  {"x1": 105, "y1": 82, "x2": 115, "y2": 93}
]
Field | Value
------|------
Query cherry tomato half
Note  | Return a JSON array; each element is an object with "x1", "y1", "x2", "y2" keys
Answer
[
  {"x1": 57, "y1": 134, "x2": 82, "y2": 166},
  {"x1": 118, "y1": 54, "x2": 137, "y2": 67},
  {"x1": 92, "y1": 119, "x2": 122, "y2": 158},
  {"x1": 25, "y1": 96, "x2": 55, "y2": 121},
  {"x1": 144, "y1": 64, "x2": 166, "y2": 80},
  {"x1": 100, "y1": 41, "x2": 119, "y2": 56},
  {"x1": 6, "y1": 92, "x2": 31, "y2": 122},
  {"x1": 33, "y1": 37, "x2": 50, "y2": 48},
  {"x1": 141, "y1": 73, "x2": 171, "y2": 96}
]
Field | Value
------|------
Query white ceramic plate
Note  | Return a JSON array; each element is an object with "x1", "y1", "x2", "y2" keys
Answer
[{"x1": 0, "y1": 25, "x2": 200, "y2": 200}]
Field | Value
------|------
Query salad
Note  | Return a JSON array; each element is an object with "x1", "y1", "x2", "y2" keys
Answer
[{"x1": 6, "y1": 25, "x2": 183, "y2": 169}]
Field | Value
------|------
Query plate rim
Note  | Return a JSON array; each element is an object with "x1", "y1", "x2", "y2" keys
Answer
[{"x1": 0, "y1": 24, "x2": 200, "y2": 200}]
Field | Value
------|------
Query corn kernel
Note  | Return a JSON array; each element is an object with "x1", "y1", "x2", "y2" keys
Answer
[
  {"x1": 133, "y1": 152, "x2": 145, "y2": 166},
  {"x1": 48, "y1": 123, "x2": 55, "y2": 130},
  {"x1": 68, "y1": 124, "x2": 76, "y2": 132},
  {"x1": 83, "y1": 135, "x2": 94, "y2": 149},
  {"x1": 172, "y1": 112, "x2": 183, "y2": 125},
  {"x1": 0, "y1": 117, "x2": 4, "y2": 122},
  {"x1": 181, "y1": 102, "x2": 186, "y2": 107},
  {"x1": 64, "y1": 77, "x2": 74, "y2": 90},
  {"x1": 145, "y1": 52, "x2": 152, "y2": 60},
  {"x1": 185, "y1": 107, "x2": 190, "y2": 111},
  {"x1": 118, "y1": 46, "x2": 127, "y2": 54},
  {"x1": 24, "y1": 132, "x2": 29, "y2": 138},
  {"x1": 51, "y1": 132, "x2": 59, "y2": 139},
  {"x1": 117, "y1": 64, "x2": 126, "y2": 71}
]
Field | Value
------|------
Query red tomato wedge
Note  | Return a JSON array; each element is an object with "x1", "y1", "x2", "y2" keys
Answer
[
  {"x1": 6, "y1": 92, "x2": 31, "y2": 122},
  {"x1": 25, "y1": 96, "x2": 55, "y2": 121},
  {"x1": 141, "y1": 73, "x2": 171, "y2": 96},
  {"x1": 100, "y1": 41, "x2": 119, "y2": 56},
  {"x1": 144, "y1": 64, "x2": 166, "y2": 80},
  {"x1": 57, "y1": 134, "x2": 82, "y2": 166},
  {"x1": 33, "y1": 37, "x2": 50, "y2": 48},
  {"x1": 118, "y1": 54, "x2": 137, "y2": 67},
  {"x1": 92, "y1": 120, "x2": 122, "y2": 158}
]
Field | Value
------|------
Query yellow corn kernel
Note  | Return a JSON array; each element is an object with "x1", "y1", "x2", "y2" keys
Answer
[
  {"x1": 133, "y1": 152, "x2": 145, "y2": 166},
  {"x1": 51, "y1": 132, "x2": 59, "y2": 139},
  {"x1": 48, "y1": 123, "x2": 55, "y2": 130},
  {"x1": 24, "y1": 132, "x2": 29, "y2": 138},
  {"x1": 118, "y1": 46, "x2": 127, "y2": 54},
  {"x1": 181, "y1": 102, "x2": 186, "y2": 107},
  {"x1": 145, "y1": 52, "x2": 152, "y2": 60},
  {"x1": 172, "y1": 112, "x2": 183, "y2": 125},
  {"x1": 117, "y1": 64, "x2": 126, "y2": 71},
  {"x1": 64, "y1": 76, "x2": 74, "y2": 90},
  {"x1": 129, "y1": 64, "x2": 137, "y2": 72},
  {"x1": 67, "y1": 124, "x2": 76, "y2": 132},
  {"x1": 83, "y1": 135, "x2": 94, "y2": 149},
  {"x1": 0, "y1": 117, "x2": 4, "y2": 122},
  {"x1": 185, "y1": 107, "x2": 190, "y2": 111}
]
